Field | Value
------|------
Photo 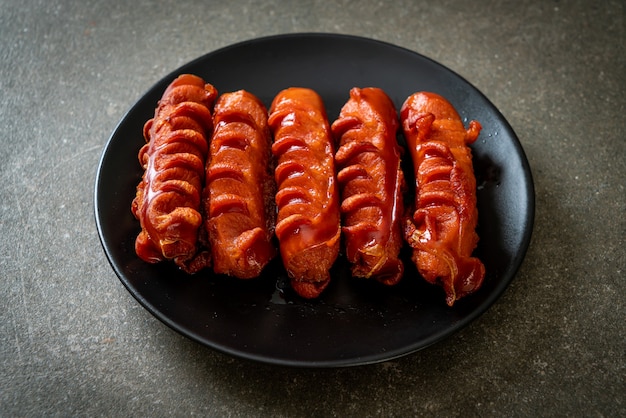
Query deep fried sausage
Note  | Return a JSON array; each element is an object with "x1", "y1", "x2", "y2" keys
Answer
[
  {"x1": 400, "y1": 92, "x2": 485, "y2": 306},
  {"x1": 268, "y1": 87, "x2": 341, "y2": 298},
  {"x1": 331, "y1": 87, "x2": 405, "y2": 285},
  {"x1": 205, "y1": 90, "x2": 276, "y2": 278},
  {"x1": 131, "y1": 74, "x2": 217, "y2": 273}
]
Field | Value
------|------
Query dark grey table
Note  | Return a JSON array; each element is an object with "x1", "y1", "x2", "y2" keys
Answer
[{"x1": 1, "y1": 0, "x2": 624, "y2": 416}]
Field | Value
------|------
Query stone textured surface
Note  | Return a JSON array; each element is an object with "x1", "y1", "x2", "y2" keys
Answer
[{"x1": 1, "y1": 0, "x2": 624, "y2": 416}]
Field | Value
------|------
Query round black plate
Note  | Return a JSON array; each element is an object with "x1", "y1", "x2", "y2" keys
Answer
[{"x1": 95, "y1": 33, "x2": 534, "y2": 367}]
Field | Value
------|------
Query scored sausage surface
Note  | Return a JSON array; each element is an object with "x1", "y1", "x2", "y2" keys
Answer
[
  {"x1": 268, "y1": 87, "x2": 341, "y2": 299},
  {"x1": 401, "y1": 91, "x2": 485, "y2": 306},
  {"x1": 132, "y1": 74, "x2": 217, "y2": 273},
  {"x1": 205, "y1": 90, "x2": 276, "y2": 279},
  {"x1": 332, "y1": 87, "x2": 405, "y2": 286}
]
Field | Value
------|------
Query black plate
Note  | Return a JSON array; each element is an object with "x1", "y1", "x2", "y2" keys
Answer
[{"x1": 95, "y1": 33, "x2": 534, "y2": 367}]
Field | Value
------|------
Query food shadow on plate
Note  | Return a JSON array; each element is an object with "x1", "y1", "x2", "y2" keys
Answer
[{"x1": 471, "y1": 152, "x2": 511, "y2": 302}]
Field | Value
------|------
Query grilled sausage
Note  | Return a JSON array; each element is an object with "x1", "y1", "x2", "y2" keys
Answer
[
  {"x1": 131, "y1": 74, "x2": 217, "y2": 273},
  {"x1": 331, "y1": 87, "x2": 405, "y2": 285},
  {"x1": 205, "y1": 90, "x2": 276, "y2": 278},
  {"x1": 400, "y1": 92, "x2": 485, "y2": 306},
  {"x1": 268, "y1": 87, "x2": 341, "y2": 298}
]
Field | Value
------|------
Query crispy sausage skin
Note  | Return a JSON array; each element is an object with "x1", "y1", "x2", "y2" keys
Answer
[
  {"x1": 331, "y1": 87, "x2": 405, "y2": 285},
  {"x1": 268, "y1": 87, "x2": 341, "y2": 299},
  {"x1": 131, "y1": 74, "x2": 217, "y2": 273},
  {"x1": 205, "y1": 90, "x2": 276, "y2": 278},
  {"x1": 400, "y1": 92, "x2": 485, "y2": 306}
]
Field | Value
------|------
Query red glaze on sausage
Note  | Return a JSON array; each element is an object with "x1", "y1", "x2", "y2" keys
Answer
[
  {"x1": 205, "y1": 90, "x2": 276, "y2": 278},
  {"x1": 331, "y1": 87, "x2": 405, "y2": 285},
  {"x1": 268, "y1": 87, "x2": 341, "y2": 299},
  {"x1": 131, "y1": 74, "x2": 217, "y2": 273},
  {"x1": 400, "y1": 92, "x2": 484, "y2": 306}
]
